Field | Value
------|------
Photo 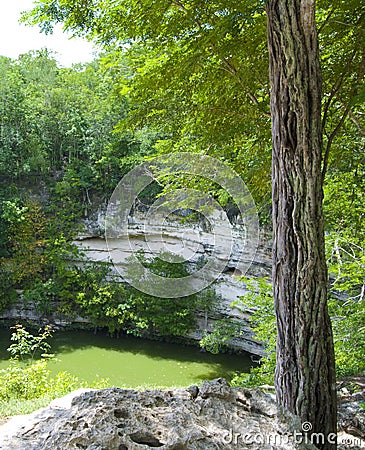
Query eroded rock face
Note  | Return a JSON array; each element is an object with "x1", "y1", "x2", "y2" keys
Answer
[
  {"x1": 0, "y1": 210, "x2": 272, "y2": 356},
  {"x1": 73, "y1": 211, "x2": 272, "y2": 356},
  {"x1": 77, "y1": 210, "x2": 272, "y2": 280},
  {"x1": 0, "y1": 379, "x2": 316, "y2": 450}
]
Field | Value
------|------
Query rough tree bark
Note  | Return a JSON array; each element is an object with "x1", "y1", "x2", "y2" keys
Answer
[{"x1": 266, "y1": 1, "x2": 337, "y2": 448}]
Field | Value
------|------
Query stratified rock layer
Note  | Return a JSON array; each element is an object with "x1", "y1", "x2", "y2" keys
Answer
[{"x1": 0, "y1": 211, "x2": 272, "y2": 355}]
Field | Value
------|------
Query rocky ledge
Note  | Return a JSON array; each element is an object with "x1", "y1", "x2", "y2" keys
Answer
[
  {"x1": 1, "y1": 378, "x2": 364, "y2": 450},
  {"x1": 0, "y1": 379, "x2": 318, "y2": 450}
]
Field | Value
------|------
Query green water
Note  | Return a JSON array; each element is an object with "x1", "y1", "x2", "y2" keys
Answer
[{"x1": 0, "y1": 328, "x2": 253, "y2": 388}]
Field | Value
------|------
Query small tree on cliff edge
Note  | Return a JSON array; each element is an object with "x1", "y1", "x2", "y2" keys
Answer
[{"x1": 267, "y1": 1, "x2": 337, "y2": 447}]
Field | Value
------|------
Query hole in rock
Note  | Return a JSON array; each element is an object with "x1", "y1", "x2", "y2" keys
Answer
[
  {"x1": 114, "y1": 408, "x2": 129, "y2": 419},
  {"x1": 130, "y1": 431, "x2": 164, "y2": 447},
  {"x1": 222, "y1": 266, "x2": 242, "y2": 277}
]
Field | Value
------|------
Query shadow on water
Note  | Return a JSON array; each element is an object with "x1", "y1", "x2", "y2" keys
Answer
[
  {"x1": 53, "y1": 330, "x2": 252, "y2": 371},
  {"x1": 0, "y1": 326, "x2": 254, "y2": 386}
]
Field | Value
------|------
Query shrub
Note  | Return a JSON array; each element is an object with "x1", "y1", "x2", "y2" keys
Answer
[{"x1": 0, "y1": 326, "x2": 108, "y2": 417}]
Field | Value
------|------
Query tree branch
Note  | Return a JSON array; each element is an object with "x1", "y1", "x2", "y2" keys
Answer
[
  {"x1": 170, "y1": 1, "x2": 271, "y2": 118},
  {"x1": 322, "y1": 105, "x2": 351, "y2": 180},
  {"x1": 321, "y1": 47, "x2": 357, "y2": 132},
  {"x1": 348, "y1": 110, "x2": 365, "y2": 136},
  {"x1": 317, "y1": 10, "x2": 334, "y2": 35}
]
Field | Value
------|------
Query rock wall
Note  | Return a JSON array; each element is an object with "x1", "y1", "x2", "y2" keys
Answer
[
  {"x1": 0, "y1": 379, "x2": 317, "y2": 450},
  {"x1": 75, "y1": 209, "x2": 272, "y2": 356},
  {"x1": 77, "y1": 209, "x2": 272, "y2": 279},
  {"x1": 0, "y1": 297, "x2": 90, "y2": 329},
  {"x1": 0, "y1": 209, "x2": 272, "y2": 356}
]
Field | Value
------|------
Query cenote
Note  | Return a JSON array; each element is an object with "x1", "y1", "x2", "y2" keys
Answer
[{"x1": 0, "y1": 328, "x2": 254, "y2": 388}]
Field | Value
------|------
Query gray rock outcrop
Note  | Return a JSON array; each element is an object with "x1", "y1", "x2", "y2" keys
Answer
[
  {"x1": 74, "y1": 210, "x2": 272, "y2": 356},
  {"x1": 0, "y1": 379, "x2": 317, "y2": 450}
]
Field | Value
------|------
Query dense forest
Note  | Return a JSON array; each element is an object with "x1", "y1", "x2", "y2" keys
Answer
[
  {"x1": 1, "y1": 48, "x2": 362, "y2": 372},
  {"x1": 0, "y1": 1, "x2": 364, "y2": 446},
  {"x1": 0, "y1": 49, "x2": 213, "y2": 339}
]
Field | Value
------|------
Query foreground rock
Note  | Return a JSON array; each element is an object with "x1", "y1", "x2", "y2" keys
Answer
[{"x1": 0, "y1": 379, "x2": 318, "y2": 450}]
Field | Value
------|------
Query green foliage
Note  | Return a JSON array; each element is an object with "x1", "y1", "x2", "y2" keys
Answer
[
  {"x1": 0, "y1": 360, "x2": 53, "y2": 401},
  {"x1": 125, "y1": 252, "x2": 216, "y2": 336},
  {"x1": 7, "y1": 324, "x2": 53, "y2": 361},
  {"x1": 2, "y1": 229, "x2": 217, "y2": 340},
  {"x1": 22, "y1": 1, "x2": 273, "y2": 207},
  {"x1": 3, "y1": 0, "x2": 362, "y2": 388},
  {"x1": 73, "y1": 252, "x2": 216, "y2": 338},
  {"x1": 233, "y1": 277, "x2": 276, "y2": 348},
  {"x1": 226, "y1": 168, "x2": 365, "y2": 385},
  {"x1": 22, "y1": 0, "x2": 365, "y2": 214},
  {"x1": 23, "y1": 280, "x2": 59, "y2": 315},
  {"x1": 199, "y1": 277, "x2": 275, "y2": 383},
  {"x1": 0, "y1": 50, "x2": 158, "y2": 225},
  {"x1": 326, "y1": 232, "x2": 365, "y2": 376},
  {"x1": 330, "y1": 296, "x2": 365, "y2": 377},
  {"x1": 0, "y1": 196, "x2": 87, "y2": 313},
  {"x1": 326, "y1": 233, "x2": 365, "y2": 298},
  {"x1": 0, "y1": 50, "x2": 163, "y2": 316},
  {"x1": 323, "y1": 166, "x2": 365, "y2": 241},
  {"x1": 0, "y1": 327, "x2": 108, "y2": 416},
  {"x1": 1, "y1": 200, "x2": 28, "y2": 225},
  {"x1": 200, "y1": 319, "x2": 244, "y2": 354},
  {"x1": 201, "y1": 277, "x2": 274, "y2": 355},
  {"x1": 230, "y1": 263, "x2": 365, "y2": 386},
  {"x1": 230, "y1": 277, "x2": 276, "y2": 387},
  {"x1": 0, "y1": 198, "x2": 48, "y2": 304},
  {"x1": 0, "y1": 359, "x2": 106, "y2": 405},
  {"x1": 231, "y1": 352, "x2": 276, "y2": 388},
  {"x1": 323, "y1": 164, "x2": 365, "y2": 376}
]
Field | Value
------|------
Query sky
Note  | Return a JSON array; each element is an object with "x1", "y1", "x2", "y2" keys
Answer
[{"x1": 0, "y1": 0, "x2": 97, "y2": 67}]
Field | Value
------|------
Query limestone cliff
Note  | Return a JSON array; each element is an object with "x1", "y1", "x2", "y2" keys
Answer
[
  {"x1": 75, "y1": 209, "x2": 272, "y2": 356},
  {"x1": 0, "y1": 208, "x2": 272, "y2": 356}
]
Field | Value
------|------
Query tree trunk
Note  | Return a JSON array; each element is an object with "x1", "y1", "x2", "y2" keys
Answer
[{"x1": 266, "y1": 1, "x2": 337, "y2": 448}]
